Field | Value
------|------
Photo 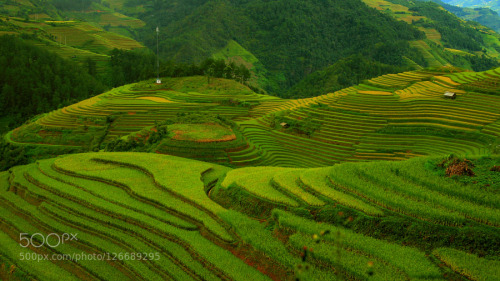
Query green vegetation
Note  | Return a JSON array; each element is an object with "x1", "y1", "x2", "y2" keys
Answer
[
  {"x1": 5, "y1": 66, "x2": 500, "y2": 169},
  {"x1": 110, "y1": 50, "x2": 252, "y2": 88},
  {"x1": 431, "y1": 0, "x2": 500, "y2": 33},
  {"x1": 442, "y1": 0, "x2": 500, "y2": 13},
  {"x1": 433, "y1": 248, "x2": 500, "y2": 281},
  {"x1": 1, "y1": 1, "x2": 500, "y2": 280},
  {"x1": 169, "y1": 124, "x2": 235, "y2": 142},
  {"x1": 0, "y1": 35, "x2": 105, "y2": 132},
  {"x1": 2, "y1": 152, "x2": 498, "y2": 280},
  {"x1": 285, "y1": 55, "x2": 411, "y2": 98}
]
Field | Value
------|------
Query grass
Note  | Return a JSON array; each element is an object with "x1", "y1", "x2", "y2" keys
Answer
[
  {"x1": 273, "y1": 210, "x2": 443, "y2": 279},
  {"x1": 8, "y1": 66, "x2": 500, "y2": 167},
  {"x1": 433, "y1": 248, "x2": 500, "y2": 281},
  {"x1": 169, "y1": 123, "x2": 236, "y2": 142},
  {"x1": 1, "y1": 151, "x2": 499, "y2": 280},
  {"x1": 0, "y1": 153, "x2": 269, "y2": 280}
]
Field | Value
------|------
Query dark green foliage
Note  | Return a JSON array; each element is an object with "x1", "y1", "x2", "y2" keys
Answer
[
  {"x1": 377, "y1": 125, "x2": 496, "y2": 144},
  {"x1": 285, "y1": 55, "x2": 408, "y2": 98},
  {"x1": 269, "y1": 113, "x2": 321, "y2": 137},
  {"x1": 0, "y1": 35, "x2": 105, "y2": 129},
  {"x1": 430, "y1": 0, "x2": 500, "y2": 33},
  {"x1": 410, "y1": 2, "x2": 485, "y2": 51},
  {"x1": 50, "y1": 0, "x2": 92, "y2": 11},
  {"x1": 109, "y1": 48, "x2": 156, "y2": 87},
  {"x1": 129, "y1": 0, "x2": 425, "y2": 93},
  {"x1": 0, "y1": 138, "x2": 28, "y2": 171},
  {"x1": 109, "y1": 49, "x2": 252, "y2": 87}
]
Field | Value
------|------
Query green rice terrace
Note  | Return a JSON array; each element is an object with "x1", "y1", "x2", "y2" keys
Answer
[
  {"x1": 0, "y1": 151, "x2": 498, "y2": 280},
  {"x1": 1, "y1": 66, "x2": 500, "y2": 281},
  {"x1": 6, "y1": 67, "x2": 500, "y2": 167}
]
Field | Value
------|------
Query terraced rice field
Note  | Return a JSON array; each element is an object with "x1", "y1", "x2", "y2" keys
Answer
[
  {"x1": 217, "y1": 156, "x2": 499, "y2": 226},
  {"x1": 2, "y1": 153, "x2": 497, "y2": 280},
  {"x1": 9, "y1": 67, "x2": 500, "y2": 167},
  {"x1": 0, "y1": 16, "x2": 143, "y2": 75},
  {"x1": 0, "y1": 153, "x2": 268, "y2": 280},
  {"x1": 44, "y1": 21, "x2": 143, "y2": 54},
  {"x1": 98, "y1": 12, "x2": 145, "y2": 29}
]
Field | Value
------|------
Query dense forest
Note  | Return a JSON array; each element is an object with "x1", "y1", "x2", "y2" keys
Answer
[
  {"x1": 0, "y1": 35, "x2": 105, "y2": 129},
  {"x1": 109, "y1": 49, "x2": 252, "y2": 87},
  {"x1": 130, "y1": 0, "x2": 427, "y2": 93},
  {"x1": 425, "y1": 0, "x2": 500, "y2": 33},
  {"x1": 285, "y1": 55, "x2": 409, "y2": 98},
  {"x1": 124, "y1": 0, "x2": 500, "y2": 95},
  {"x1": 410, "y1": 2, "x2": 485, "y2": 51},
  {"x1": 442, "y1": 0, "x2": 500, "y2": 12}
]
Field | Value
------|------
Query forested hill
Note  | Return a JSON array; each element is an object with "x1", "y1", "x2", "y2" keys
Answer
[
  {"x1": 0, "y1": 35, "x2": 105, "y2": 131},
  {"x1": 126, "y1": 0, "x2": 427, "y2": 93},
  {"x1": 116, "y1": 0, "x2": 500, "y2": 95},
  {"x1": 425, "y1": 0, "x2": 500, "y2": 33},
  {"x1": 441, "y1": 0, "x2": 500, "y2": 12}
]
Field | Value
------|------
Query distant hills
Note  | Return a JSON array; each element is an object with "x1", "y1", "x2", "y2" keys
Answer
[
  {"x1": 422, "y1": 0, "x2": 500, "y2": 33},
  {"x1": 2, "y1": 0, "x2": 500, "y2": 97},
  {"x1": 105, "y1": 0, "x2": 500, "y2": 96},
  {"x1": 442, "y1": 0, "x2": 500, "y2": 12},
  {"x1": 0, "y1": 0, "x2": 146, "y2": 78}
]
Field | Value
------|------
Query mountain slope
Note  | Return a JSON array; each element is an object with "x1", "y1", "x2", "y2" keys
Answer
[
  {"x1": 5, "y1": 66, "x2": 500, "y2": 169},
  {"x1": 442, "y1": 0, "x2": 500, "y2": 12},
  {"x1": 112, "y1": 0, "x2": 500, "y2": 95},
  {"x1": 124, "y1": 0, "x2": 428, "y2": 93},
  {"x1": 0, "y1": 152, "x2": 498, "y2": 280},
  {"x1": 0, "y1": 0, "x2": 146, "y2": 78}
]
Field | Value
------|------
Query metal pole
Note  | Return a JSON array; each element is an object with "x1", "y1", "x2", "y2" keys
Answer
[{"x1": 156, "y1": 26, "x2": 160, "y2": 83}]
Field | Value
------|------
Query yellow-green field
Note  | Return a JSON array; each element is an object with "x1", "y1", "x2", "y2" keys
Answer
[
  {"x1": 0, "y1": 152, "x2": 498, "y2": 280},
  {"x1": 8, "y1": 67, "x2": 500, "y2": 167}
]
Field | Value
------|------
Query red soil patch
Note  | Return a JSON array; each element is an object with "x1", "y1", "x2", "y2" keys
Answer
[{"x1": 128, "y1": 112, "x2": 136, "y2": 115}]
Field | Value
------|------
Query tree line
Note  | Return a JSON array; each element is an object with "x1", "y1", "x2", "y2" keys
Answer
[
  {"x1": 109, "y1": 48, "x2": 251, "y2": 87},
  {"x1": 0, "y1": 35, "x2": 105, "y2": 130}
]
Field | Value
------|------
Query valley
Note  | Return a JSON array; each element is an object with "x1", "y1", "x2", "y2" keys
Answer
[{"x1": 0, "y1": 0, "x2": 499, "y2": 280}]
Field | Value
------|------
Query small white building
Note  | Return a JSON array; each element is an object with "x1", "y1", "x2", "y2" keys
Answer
[
  {"x1": 156, "y1": 79, "x2": 162, "y2": 84},
  {"x1": 444, "y1": 91, "x2": 456, "y2": 99}
]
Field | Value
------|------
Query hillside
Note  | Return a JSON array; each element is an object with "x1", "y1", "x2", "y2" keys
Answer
[
  {"x1": 0, "y1": 35, "x2": 105, "y2": 136},
  {"x1": 424, "y1": 0, "x2": 500, "y2": 33},
  {"x1": 0, "y1": 0, "x2": 145, "y2": 77},
  {"x1": 2, "y1": 1, "x2": 500, "y2": 280},
  {"x1": 110, "y1": 0, "x2": 500, "y2": 95},
  {"x1": 4, "y1": 66, "x2": 500, "y2": 170},
  {"x1": 443, "y1": 0, "x2": 500, "y2": 12},
  {"x1": 0, "y1": 152, "x2": 498, "y2": 280}
]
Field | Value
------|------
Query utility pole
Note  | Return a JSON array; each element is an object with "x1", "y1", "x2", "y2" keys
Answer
[{"x1": 156, "y1": 26, "x2": 161, "y2": 84}]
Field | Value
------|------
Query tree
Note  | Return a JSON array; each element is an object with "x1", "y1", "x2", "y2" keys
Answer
[
  {"x1": 2, "y1": 84, "x2": 15, "y2": 111},
  {"x1": 205, "y1": 63, "x2": 215, "y2": 84},
  {"x1": 86, "y1": 57, "x2": 97, "y2": 76}
]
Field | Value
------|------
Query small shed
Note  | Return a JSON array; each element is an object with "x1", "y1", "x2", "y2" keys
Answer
[
  {"x1": 156, "y1": 79, "x2": 162, "y2": 84},
  {"x1": 280, "y1": 122, "x2": 290, "y2": 129},
  {"x1": 444, "y1": 91, "x2": 456, "y2": 99}
]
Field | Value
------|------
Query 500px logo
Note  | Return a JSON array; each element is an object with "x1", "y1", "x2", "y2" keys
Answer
[{"x1": 19, "y1": 233, "x2": 78, "y2": 248}]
